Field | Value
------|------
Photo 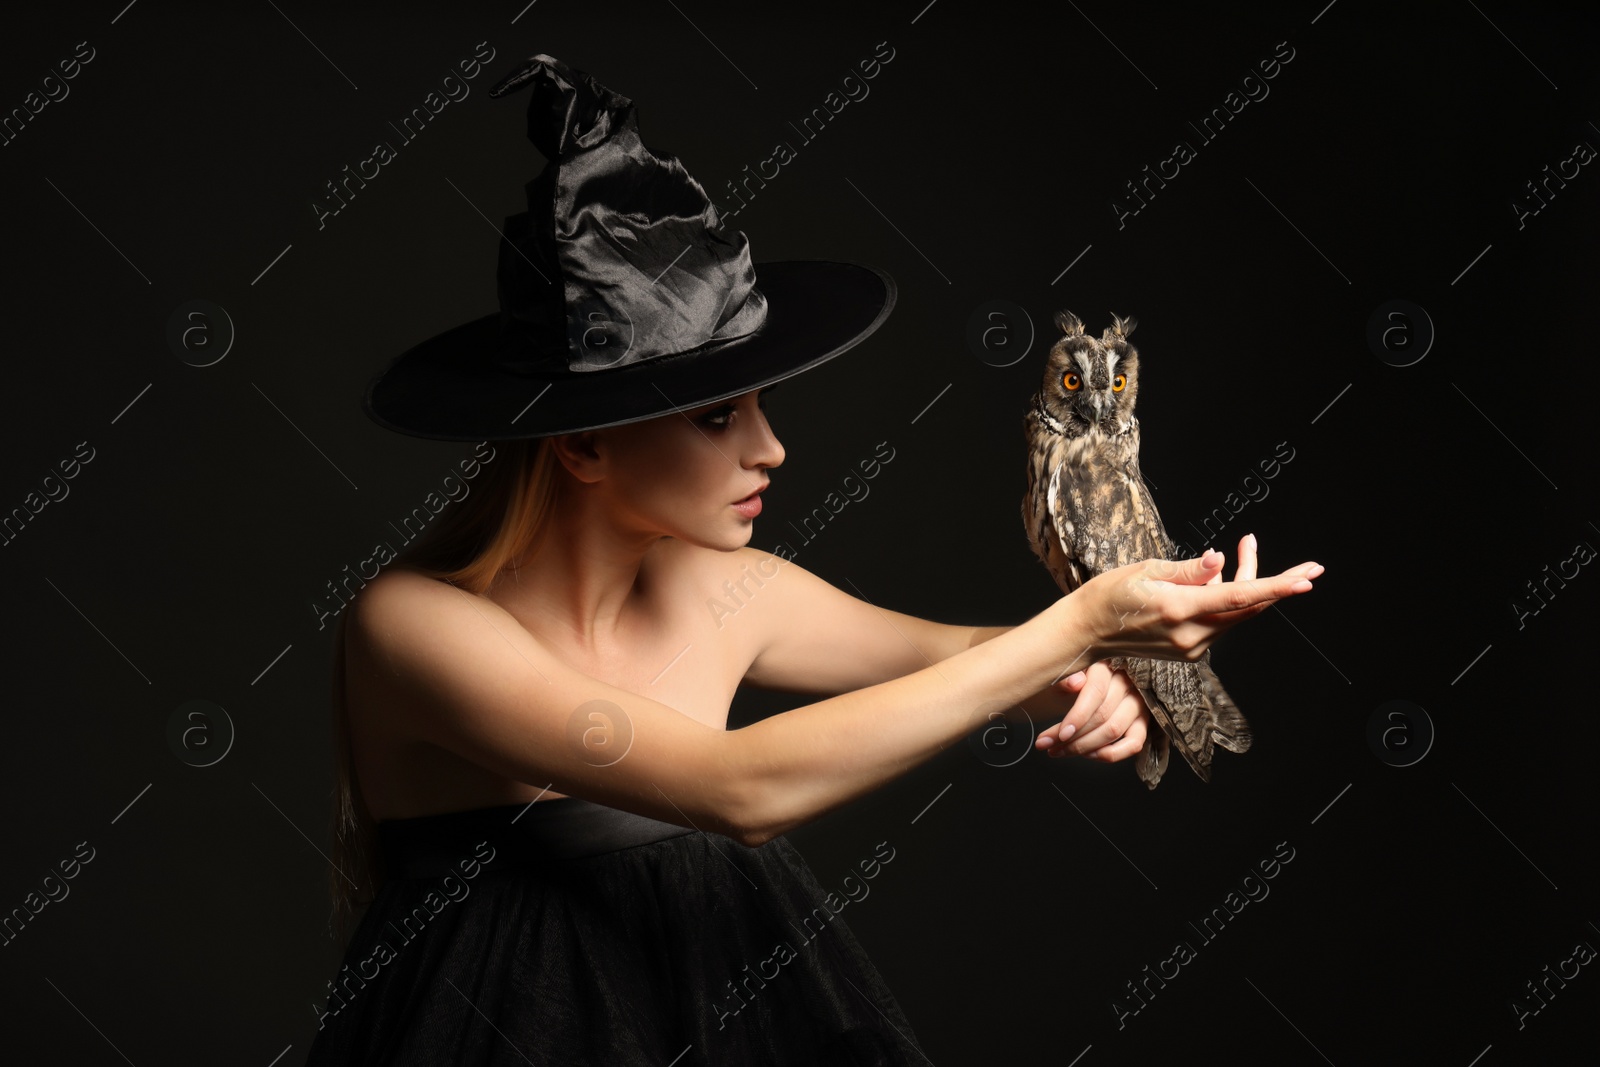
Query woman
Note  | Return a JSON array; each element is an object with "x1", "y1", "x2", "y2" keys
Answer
[{"x1": 305, "y1": 54, "x2": 1323, "y2": 1065}]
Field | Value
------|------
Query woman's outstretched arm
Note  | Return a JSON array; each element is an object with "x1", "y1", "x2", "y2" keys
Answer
[
  {"x1": 733, "y1": 545, "x2": 1320, "y2": 841},
  {"x1": 732, "y1": 547, "x2": 1012, "y2": 695},
  {"x1": 352, "y1": 550, "x2": 1317, "y2": 848}
]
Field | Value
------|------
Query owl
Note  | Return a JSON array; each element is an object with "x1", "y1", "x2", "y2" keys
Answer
[{"x1": 1021, "y1": 310, "x2": 1251, "y2": 788}]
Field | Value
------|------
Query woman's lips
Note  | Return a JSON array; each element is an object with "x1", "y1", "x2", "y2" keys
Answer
[{"x1": 732, "y1": 484, "x2": 766, "y2": 518}]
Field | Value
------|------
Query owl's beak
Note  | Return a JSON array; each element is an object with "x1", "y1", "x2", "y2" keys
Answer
[{"x1": 1089, "y1": 392, "x2": 1105, "y2": 419}]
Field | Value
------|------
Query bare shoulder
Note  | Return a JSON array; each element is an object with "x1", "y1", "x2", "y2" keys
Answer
[
  {"x1": 667, "y1": 542, "x2": 792, "y2": 618},
  {"x1": 343, "y1": 565, "x2": 509, "y2": 697},
  {"x1": 339, "y1": 557, "x2": 753, "y2": 836},
  {"x1": 636, "y1": 541, "x2": 794, "y2": 675},
  {"x1": 636, "y1": 539, "x2": 784, "y2": 612},
  {"x1": 347, "y1": 564, "x2": 460, "y2": 646}
]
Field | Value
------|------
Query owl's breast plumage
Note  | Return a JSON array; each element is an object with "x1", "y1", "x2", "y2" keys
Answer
[{"x1": 1024, "y1": 413, "x2": 1173, "y2": 595}]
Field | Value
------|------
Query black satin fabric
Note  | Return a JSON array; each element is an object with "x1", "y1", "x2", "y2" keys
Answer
[
  {"x1": 304, "y1": 798, "x2": 927, "y2": 1066},
  {"x1": 485, "y1": 54, "x2": 768, "y2": 377},
  {"x1": 361, "y1": 50, "x2": 898, "y2": 442}
]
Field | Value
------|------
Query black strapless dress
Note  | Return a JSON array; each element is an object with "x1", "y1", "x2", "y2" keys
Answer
[{"x1": 303, "y1": 797, "x2": 926, "y2": 1065}]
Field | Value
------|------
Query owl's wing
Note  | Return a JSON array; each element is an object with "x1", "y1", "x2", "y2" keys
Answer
[
  {"x1": 1126, "y1": 462, "x2": 1179, "y2": 561},
  {"x1": 1133, "y1": 724, "x2": 1170, "y2": 790},
  {"x1": 1046, "y1": 458, "x2": 1201, "y2": 772},
  {"x1": 1037, "y1": 446, "x2": 1249, "y2": 783},
  {"x1": 1045, "y1": 462, "x2": 1087, "y2": 592},
  {"x1": 1110, "y1": 467, "x2": 1213, "y2": 778},
  {"x1": 1123, "y1": 656, "x2": 1216, "y2": 783},
  {"x1": 1113, "y1": 467, "x2": 1251, "y2": 782}
]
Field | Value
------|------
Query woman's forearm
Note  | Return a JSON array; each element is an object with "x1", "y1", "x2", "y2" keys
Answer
[
  {"x1": 964, "y1": 622, "x2": 1080, "y2": 724},
  {"x1": 966, "y1": 623, "x2": 1016, "y2": 649},
  {"x1": 731, "y1": 597, "x2": 1097, "y2": 844}
]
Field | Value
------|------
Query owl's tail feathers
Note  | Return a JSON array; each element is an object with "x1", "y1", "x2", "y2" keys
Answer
[
  {"x1": 1198, "y1": 656, "x2": 1252, "y2": 754},
  {"x1": 1135, "y1": 729, "x2": 1170, "y2": 790}
]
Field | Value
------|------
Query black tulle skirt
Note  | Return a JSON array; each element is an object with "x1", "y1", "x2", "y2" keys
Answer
[{"x1": 304, "y1": 797, "x2": 926, "y2": 1065}]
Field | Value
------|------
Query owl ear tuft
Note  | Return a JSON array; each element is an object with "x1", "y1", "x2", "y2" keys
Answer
[
  {"x1": 1054, "y1": 310, "x2": 1086, "y2": 337},
  {"x1": 1104, "y1": 314, "x2": 1138, "y2": 342}
]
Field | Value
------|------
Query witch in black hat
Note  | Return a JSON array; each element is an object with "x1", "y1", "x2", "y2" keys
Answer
[{"x1": 307, "y1": 53, "x2": 1320, "y2": 1065}]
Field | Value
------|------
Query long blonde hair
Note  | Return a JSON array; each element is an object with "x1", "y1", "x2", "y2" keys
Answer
[{"x1": 325, "y1": 435, "x2": 563, "y2": 943}]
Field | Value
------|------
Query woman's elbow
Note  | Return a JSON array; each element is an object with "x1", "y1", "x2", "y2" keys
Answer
[
  {"x1": 723, "y1": 773, "x2": 790, "y2": 848},
  {"x1": 714, "y1": 731, "x2": 810, "y2": 847}
]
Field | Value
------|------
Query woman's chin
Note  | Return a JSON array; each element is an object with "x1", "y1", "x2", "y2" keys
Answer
[
  {"x1": 669, "y1": 520, "x2": 755, "y2": 553},
  {"x1": 720, "y1": 520, "x2": 757, "y2": 550}
]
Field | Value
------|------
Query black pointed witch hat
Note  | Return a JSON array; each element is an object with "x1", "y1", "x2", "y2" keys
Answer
[{"x1": 362, "y1": 53, "x2": 896, "y2": 441}]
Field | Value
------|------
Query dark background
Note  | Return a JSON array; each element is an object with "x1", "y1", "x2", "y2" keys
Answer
[{"x1": 2, "y1": 1, "x2": 1596, "y2": 1064}]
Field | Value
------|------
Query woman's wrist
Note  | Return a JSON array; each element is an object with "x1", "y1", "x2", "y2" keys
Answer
[{"x1": 1047, "y1": 589, "x2": 1103, "y2": 677}]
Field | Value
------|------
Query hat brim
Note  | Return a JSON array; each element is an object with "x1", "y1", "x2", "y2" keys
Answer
[{"x1": 363, "y1": 260, "x2": 896, "y2": 441}]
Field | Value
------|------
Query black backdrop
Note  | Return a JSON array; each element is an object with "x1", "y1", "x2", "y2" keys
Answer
[{"x1": 2, "y1": 2, "x2": 1596, "y2": 1064}]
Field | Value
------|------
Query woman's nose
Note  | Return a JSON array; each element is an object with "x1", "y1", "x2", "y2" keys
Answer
[{"x1": 751, "y1": 414, "x2": 784, "y2": 469}]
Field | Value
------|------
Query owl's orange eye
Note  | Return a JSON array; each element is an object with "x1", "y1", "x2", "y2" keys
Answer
[
  {"x1": 1112, "y1": 374, "x2": 1126, "y2": 392},
  {"x1": 1062, "y1": 373, "x2": 1081, "y2": 391}
]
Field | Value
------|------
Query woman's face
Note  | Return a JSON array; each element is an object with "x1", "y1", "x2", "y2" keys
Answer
[{"x1": 586, "y1": 385, "x2": 784, "y2": 551}]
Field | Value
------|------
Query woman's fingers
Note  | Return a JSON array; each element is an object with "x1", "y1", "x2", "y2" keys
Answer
[
  {"x1": 1037, "y1": 662, "x2": 1119, "y2": 752},
  {"x1": 1185, "y1": 564, "x2": 1319, "y2": 617},
  {"x1": 1060, "y1": 662, "x2": 1118, "y2": 740},
  {"x1": 1048, "y1": 667, "x2": 1142, "y2": 757},
  {"x1": 1145, "y1": 559, "x2": 1321, "y2": 659},
  {"x1": 1033, "y1": 671, "x2": 1088, "y2": 749},
  {"x1": 1084, "y1": 543, "x2": 1325, "y2": 667},
  {"x1": 1201, "y1": 560, "x2": 1325, "y2": 625},
  {"x1": 1204, "y1": 533, "x2": 1257, "y2": 586},
  {"x1": 1062, "y1": 689, "x2": 1144, "y2": 755},
  {"x1": 1085, "y1": 709, "x2": 1148, "y2": 762},
  {"x1": 1199, "y1": 532, "x2": 1262, "y2": 615},
  {"x1": 1236, "y1": 532, "x2": 1258, "y2": 583}
]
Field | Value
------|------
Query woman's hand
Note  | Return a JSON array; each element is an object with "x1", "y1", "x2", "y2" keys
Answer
[
  {"x1": 1075, "y1": 533, "x2": 1323, "y2": 665},
  {"x1": 1036, "y1": 533, "x2": 1324, "y2": 765},
  {"x1": 1033, "y1": 661, "x2": 1150, "y2": 762}
]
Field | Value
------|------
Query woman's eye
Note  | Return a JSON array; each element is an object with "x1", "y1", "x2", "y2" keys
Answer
[
  {"x1": 701, "y1": 396, "x2": 767, "y2": 429},
  {"x1": 704, "y1": 396, "x2": 771, "y2": 428}
]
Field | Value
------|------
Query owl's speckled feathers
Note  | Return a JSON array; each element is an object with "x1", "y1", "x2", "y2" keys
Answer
[{"x1": 1021, "y1": 311, "x2": 1251, "y2": 788}]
